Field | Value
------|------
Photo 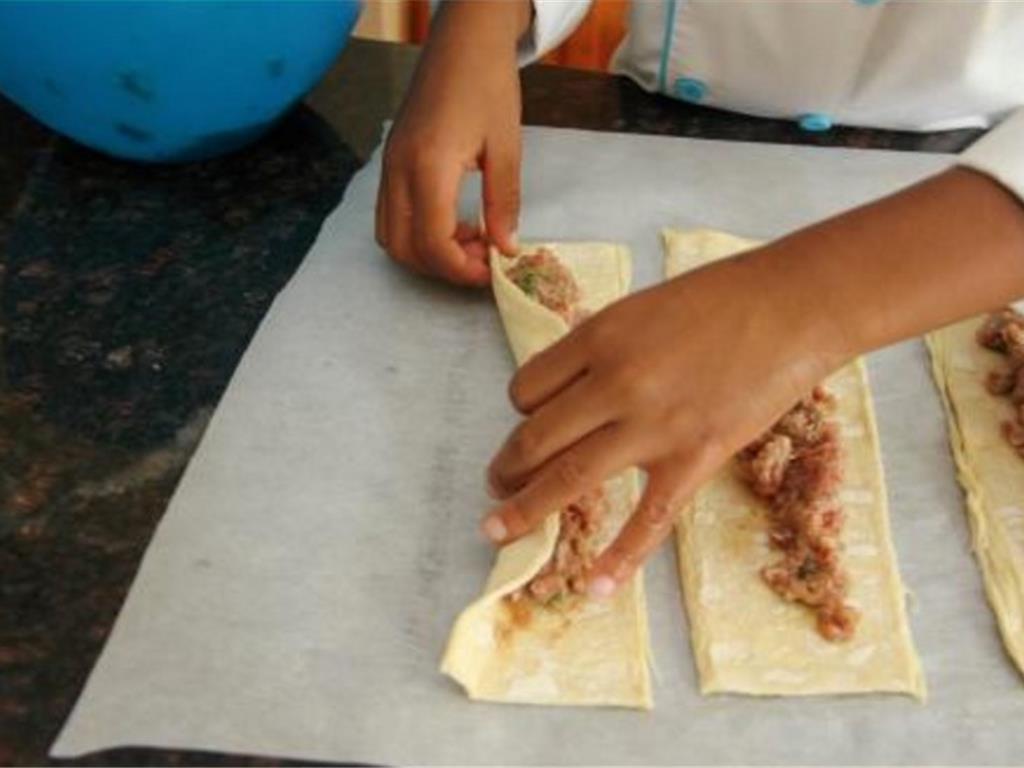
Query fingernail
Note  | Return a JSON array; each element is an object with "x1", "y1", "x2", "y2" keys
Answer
[
  {"x1": 588, "y1": 576, "x2": 617, "y2": 599},
  {"x1": 481, "y1": 515, "x2": 507, "y2": 543}
]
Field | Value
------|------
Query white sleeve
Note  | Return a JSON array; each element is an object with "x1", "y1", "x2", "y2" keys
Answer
[
  {"x1": 959, "y1": 108, "x2": 1024, "y2": 203},
  {"x1": 517, "y1": 0, "x2": 592, "y2": 65}
]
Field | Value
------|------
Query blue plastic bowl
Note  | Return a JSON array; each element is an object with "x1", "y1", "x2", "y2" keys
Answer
[{"x1": 0, "y1": 1, "x2": 362, "y2": 162}]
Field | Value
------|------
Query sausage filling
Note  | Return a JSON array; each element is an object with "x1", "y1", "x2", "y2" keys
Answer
[
  {"x1": 976, "y1": 307, "x2": 1024, "y2": 455},
  {"x1": 506, "y1": 248, "x2": 584, "y2": 326},
  {"x1": 504, "y1": 249, "x2": 603, "y2": 605},
  {"x1": 736, "y1": 387, "x2": 859, "y2": 641},
  {"x1": 518, "y1": 490, "x2": 607, "y2": 604}
]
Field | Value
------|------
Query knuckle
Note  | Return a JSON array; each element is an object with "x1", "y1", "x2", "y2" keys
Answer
[
  {"x1": 507, "y1": 424, "x2": 543, "y2": 467},
  {"x1": 610, "y1": 553, "x2": 638, "y2": 582},
  {"x1": 486, "y1": 465, "x2": 505, "y2": 497},
  {"x1": 432, "y1": 256, "x2": 466, "y2": 284},
  {"x1": 676, "y1": 415, "x2": 726, "y2": 466},
  {"x1": 502, "y1": 495, "x2": 537, "y2": 534},
  {"x1": 412, "y1": 231, "x2": 443, "y2": 260},
  {"x1": 508, "y1": 375, "x2": 529, "y2": 412},
  {"x1": 604, "y1": 541, "x2": 639, "y2": 581},
  {"x1": 639, "y1": 494, "x2": 678, "y2": 528},
  {"x1": 385, "y1": 137, "x2": 441, "y2": 181},
  {"x1": 581, "y1": 317, "x2": 613, "y2": 349},
  {"x1": 488, "y1": 199, "x2": 519, "y2": 226},
  {"x1": 663, "y1": 403, "x2": 694, "y2": 440},
  {"x1": 552, "y1": 454, "x2": 587, "y2": 491},
  {"x1": 664, "y1": 403, "x2": 724, "y2": 452},
  {"x1": 388, "y1": 240, "x2": 412, "y2": 266},
  {"x1": 488, "y1": 177, "x2": 521, "y2": 211},
  {"x1": 382, "y1": 139, "x2": 404, "y2": 171},
  {"x1": 411, "y1": 151, "x2": 444, "y2": 179},
  {"x1": 415, "y1": 240, "x2": 457, "y2": 277},
  {"x1": 608, "y1": 360, "x2": 653, "y2": 405},
  {"x1": 506, "y1": 175, "x2": 522, "y2": 200}
]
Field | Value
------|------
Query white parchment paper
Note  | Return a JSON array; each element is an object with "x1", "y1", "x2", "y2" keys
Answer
[{"x1": 52, "y1": 127, "x2": 1024, "y2": 765}]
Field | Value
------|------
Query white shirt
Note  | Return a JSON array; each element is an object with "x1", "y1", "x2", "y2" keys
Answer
[{"x1": 521, "y1": 0, "x2": 1024, "y2": 202}]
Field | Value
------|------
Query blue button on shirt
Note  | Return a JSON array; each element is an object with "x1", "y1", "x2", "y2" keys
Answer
[
  {"x1": 798, "y1": 112, "x2": 834, "y2": 132},
  {"x1": 675, "y1": 77, "x2": 708, "y2": 103}
]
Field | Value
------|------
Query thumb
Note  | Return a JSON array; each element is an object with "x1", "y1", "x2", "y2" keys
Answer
[{"x1": 482, "y1": 129, "x2": 521, "y2": 256}]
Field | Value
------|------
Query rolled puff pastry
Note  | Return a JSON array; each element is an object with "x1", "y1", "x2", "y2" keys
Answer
[
  {"x1": 663, "y1": 227, "x2": 926, "y2": 698},
  {"x1": 441, "y1": 242, "x2": 653, "y2": 709},
  {"x1": 927, "y1": 319, "x2": 1024, "y2": 678}
]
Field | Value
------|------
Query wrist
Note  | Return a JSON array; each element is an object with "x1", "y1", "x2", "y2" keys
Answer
[
  {"x1": 750, "y1": 167, "x2": 1024, "y2": 375},
  {"x1": 739, "y1": 241, "x2": 856, "y2": 385}
]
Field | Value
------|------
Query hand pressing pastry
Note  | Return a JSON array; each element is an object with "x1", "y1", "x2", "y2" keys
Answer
[{"x1": 442, "y1": 243, "x2": 652, "y2": 709}]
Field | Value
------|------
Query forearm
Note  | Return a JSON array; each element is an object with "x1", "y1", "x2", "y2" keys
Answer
[
  {"x1": 400, "y1": 0, "x2": 531, "y2": 130},
  {"x1": 752, "y1": 168, "x2": 1024, "y2": 370},
  {"x1": 428, "y1": 0, "x2": 532, "y2": 57}
]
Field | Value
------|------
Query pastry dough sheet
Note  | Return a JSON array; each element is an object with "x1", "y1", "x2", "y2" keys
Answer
[
  {"x1": 441, "y1": 242, "x2": 653, "y2": 709},
  {"x1": 663, "y1": 228, "x2": 926, "y2": 698},
  {"x1": 927, "y1": 319, "x2": 1024, "y2": 677}
]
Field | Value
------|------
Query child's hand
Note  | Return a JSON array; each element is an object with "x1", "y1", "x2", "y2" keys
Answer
[
  {"x1": 479, "y1": 168, "x2": 1024, "y2": 597},
  {"x1": 376, "y1": 0, "x2": 531, "y2": 286},
  {"x1": 481, "y1": 247, "x2": 840, "y2": 596}
]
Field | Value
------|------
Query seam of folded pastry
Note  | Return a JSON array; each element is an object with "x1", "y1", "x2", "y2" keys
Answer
[{"x1": 925, "y1": 331, "x2": 1024, "y2": 678}]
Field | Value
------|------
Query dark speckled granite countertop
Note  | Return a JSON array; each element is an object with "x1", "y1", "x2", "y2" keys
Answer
[{"x1": 0, "y1": 38, "x2": 983, "y2": 767}]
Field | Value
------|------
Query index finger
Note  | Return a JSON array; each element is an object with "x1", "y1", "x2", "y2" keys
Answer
[{"x1": 480, "y1": 424, "x2": 630, "y2": 544}]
